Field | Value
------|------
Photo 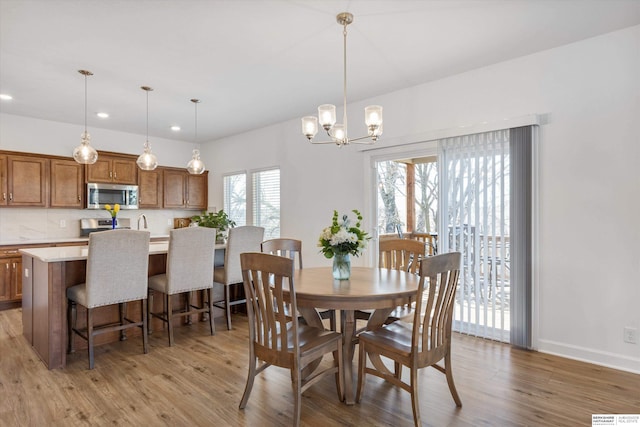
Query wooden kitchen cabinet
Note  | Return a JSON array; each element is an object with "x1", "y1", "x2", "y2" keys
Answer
[
  {"x1": 86, "y1": 153, "x2": 137, "y2": 184},
  {"x1": 0, "y1": 249, "x2": 22, "y2": 307},
  {"x1": 163, "y1": 169, "x2": 208, "y2": 209},
  {"x1": 0, "y1": 154, "x2": 7, "y2": 206},
  {"x1": 50, "y1": 159, "x2": 84, "y2": 208},
  {"x1": 3, "y1": 155, "x2": 48, "y2": 207},
  {"x1": 138, "y1": 168, "x2": 163, "y2": 208}
]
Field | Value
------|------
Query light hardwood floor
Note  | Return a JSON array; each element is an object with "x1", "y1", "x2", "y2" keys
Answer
[{"x1": 1, "y1": 307, "x2": 638, "y2": 426}]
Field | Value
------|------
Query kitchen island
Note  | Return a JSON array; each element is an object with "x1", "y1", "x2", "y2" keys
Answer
[{"x1": 20, "y1": 242, "x2": 224, "y2": 369}]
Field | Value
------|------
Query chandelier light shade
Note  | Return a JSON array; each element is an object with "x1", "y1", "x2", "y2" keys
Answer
[
  {"x1": 301, "y1": 12, "x2": 383, "y2": 146},
  {"x1": 186, "y1": 98, "x2": 206, "y2": 175},
  {"x1": 73, "y1": 70, "x2": 99, "y2": 164},
  {"x1": 137, "y1": 86, "x2": 158, "y2": 171}
]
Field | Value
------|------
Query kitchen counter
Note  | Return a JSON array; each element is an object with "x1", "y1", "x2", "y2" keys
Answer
[
  {"x1": 19, "y1": 241, "x2": 170, "y2": 262},
  {"x1": 0, "y1": 234, "x2": 169, "y2": 247}
]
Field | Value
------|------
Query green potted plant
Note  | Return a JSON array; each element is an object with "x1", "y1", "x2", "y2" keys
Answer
[{"x1": 191, "y1": 210, "x2": 236, "y2": 243}]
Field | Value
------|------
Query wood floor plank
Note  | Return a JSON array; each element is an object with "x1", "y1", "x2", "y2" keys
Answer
[{"x1": 1, "y1": 307, "x2": 638, "y2": 426}]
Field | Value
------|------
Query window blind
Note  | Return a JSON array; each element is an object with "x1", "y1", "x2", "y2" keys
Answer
[{"x1": 252, "y1": 168, "x2": 280, "y2": 240}]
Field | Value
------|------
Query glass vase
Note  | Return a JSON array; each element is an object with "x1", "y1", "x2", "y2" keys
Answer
[
  {"x1": 332, "y1": 252, "x2": 351, "y2": 280},
  {"x1": 111, "y1": 217, "x2": 117, "y2": 229}
]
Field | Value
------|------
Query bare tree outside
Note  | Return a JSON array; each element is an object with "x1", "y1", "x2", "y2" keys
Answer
[
  {"x1": 376, "y1": 161, "x2": 406, "y2": 234},
  {"x1": 414, "y1": 161, "x2": 438, "y2": 233}
]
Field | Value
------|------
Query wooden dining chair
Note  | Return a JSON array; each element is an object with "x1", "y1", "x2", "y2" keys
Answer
[
  {"x1": 261, "y1": 238, "x2": 336, "y2": 331},
  {"x1": 213, "y1": 225, "x2": 264, "y2": 330},
  {"x1": 67, "y1": 229, "x2": 150, "y2": 369},
  {"x1": 356, "y1": 252, "x2": 463, "y2": 427},
  {"x1": 356, "y1": 238, "x2": 427, "y2": 324},
  {"x1": 239, "y1": 252, "x2": 343, "y2": 427},
  {"x1": 147, "y1": 227, "x2": 216, "y2": 346}
]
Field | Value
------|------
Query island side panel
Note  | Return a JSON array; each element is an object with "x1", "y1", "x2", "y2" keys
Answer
[{"x1": 21, "y1": 255, "x2": 33, "y2": 345}]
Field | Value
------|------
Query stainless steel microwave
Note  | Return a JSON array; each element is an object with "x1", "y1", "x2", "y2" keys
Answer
[{"x1": 86, "y1": 183, "x2": 139, "y2": 210}]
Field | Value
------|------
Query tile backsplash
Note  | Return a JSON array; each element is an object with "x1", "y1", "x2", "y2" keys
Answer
[{"x1": 0, "y1": 208, "x2": 198, "y2": 243}]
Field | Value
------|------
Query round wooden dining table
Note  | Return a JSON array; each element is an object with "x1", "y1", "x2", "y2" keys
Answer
[{"x1": 292, "y1": 266, "x2": 420, "y2": 405}]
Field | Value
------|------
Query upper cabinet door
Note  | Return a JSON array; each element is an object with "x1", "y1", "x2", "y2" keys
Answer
[
  {"x1": 6, "y1": 155, "x2": 48, "y2": 207},
  {"x1": 139, "y1": 168, "x2": 163, "y2": 209},
  {"x1": 186, "y1": 172, "x2": 208, "y2": 210},
  {"x1": 86, "y1": 154, "x2": 138, "y2": 184},
  {"x1": 0, "y1": 155, "x2": 7, "y2": 206},
  {"x1": 50, "y1": 159, "x2": 84, "y2": 208},
  {"x1": 163, "y1": 169, "x2": 186, "y2": 208}
]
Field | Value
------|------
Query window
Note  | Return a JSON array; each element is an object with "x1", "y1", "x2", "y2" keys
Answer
[
  {"x1": 252, "y1": 168, "x2": 280, "y2": 240},
  {"x1": 223, "y1": 168, "x2": 280, "y2": 239},
  {"x1": 223, "y1": 173, "x2": 246, "y2": 227}
]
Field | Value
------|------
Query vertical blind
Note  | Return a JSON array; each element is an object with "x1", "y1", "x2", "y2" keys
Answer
[
  {"x1": 438, "y1": 129, "x2": 512, "y2": 342},
  {"x1": 438, "y1": 126, "x2": 533, "y2": 347},
  {"x1": 252, "y1": 168, "x2": 280, "y2": 240}
]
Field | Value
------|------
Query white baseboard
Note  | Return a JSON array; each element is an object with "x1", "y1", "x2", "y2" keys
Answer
[{"x1": 538, "y1": 339, "x2": 640, "y2": 374}]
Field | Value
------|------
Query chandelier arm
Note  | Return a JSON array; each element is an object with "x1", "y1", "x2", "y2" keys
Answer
[{"x1": 347, "y1": 135, "x2": 377, "y2": 143}]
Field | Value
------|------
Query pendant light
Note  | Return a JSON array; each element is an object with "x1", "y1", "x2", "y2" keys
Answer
[
  {"x1": 137, "y1": 86, "x2": 158, "y2": 171},
  {"x1": 186, "y1": 98, "x2": 206, "y2": 175},
  {"x1": 73, "y1": 70, "x2": 99, "y2": 164}
]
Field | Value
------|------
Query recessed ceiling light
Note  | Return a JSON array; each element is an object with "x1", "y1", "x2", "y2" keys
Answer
[
  {"x1": 171, "y1": 125, "x2": 181, "y2": 131},
  {"x1": 0, "y1": 94, "x2": 13, "y2": 100},
  {"x1": 96, "y1": 112, "x2": 109, "y2": 119}
]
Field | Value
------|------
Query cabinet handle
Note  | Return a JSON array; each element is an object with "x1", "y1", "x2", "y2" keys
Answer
[
  {"x1": 114, "y1": 172, "x2": 117, "y2": 179},
  {"x1": 12, "y1": 263, "x2": 16, "y2": 269},
  {"x1": 5, "y1": 264, "x2": 8, "y2": 270},
  {"x1": 78, "y1": 195, "x2": 81, "y2": 201},
  {"x1": 9, "y1": 193, "x2": 12, "y2": 201},
  {"x1": 110, "y1": 171, "x2": 113, "y2": 178},
  {"x1": 2, "y1": 192, "x2": 5, "y2": 200}
]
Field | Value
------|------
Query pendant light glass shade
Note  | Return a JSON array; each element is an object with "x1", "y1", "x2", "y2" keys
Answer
[
  {"x1": 73, "y1": 70, "x2": 98, "y2": 164},
  {"x1": 186, "y1": 98, "x2": 206, "y2": 174},
  {"x1": 187, "y1": 149, "x2": 205, "y2": 175},
  {"x1": 137, "y1": 86, "x2": 158, "y2": 170}
]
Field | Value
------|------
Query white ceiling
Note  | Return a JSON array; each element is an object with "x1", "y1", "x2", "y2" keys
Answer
[{"x1": 1, "y1": 0, "x2": 639, "y2": 143}]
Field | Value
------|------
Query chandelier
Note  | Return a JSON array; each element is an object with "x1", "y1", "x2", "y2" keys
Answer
[
  {"x1": 73, "y1": 70, "x2": 99, "y2": 164},
  {"x1": 301, "y1": 12, "x2": 383, "y2": 146},
  {"x1": 137, "y1": 86, "x2": 158, "y2": 170},
  {"x1": 186, "y1": 98, "x2": 206, "y2": 175}
]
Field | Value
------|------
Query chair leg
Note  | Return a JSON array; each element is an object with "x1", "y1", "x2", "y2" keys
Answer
[
  {"x1": 166, "y1": 294, "x2": 175, "y2": 347},
  {"x1": 444, "y1": 351, "x2": 462, "y2": 406},
  {"x1": 185, "y1": 291, "x2": 192, "y2": 325},
  {"x1": 239, "y1": 354, "x2": 257, "y2": 409},
  {"x1": 224, "y1": 285, "x2": 232, "y2": 330},
  {"x1": 67, "y1": 300, "x2": 76, "y2": 354},
  {"x1": 292, "y1": 368, "x2": 302, "y2": 427},
  {"x1": 147, "y1": 289, "x2": 154, "y2": 335},
  {"x1": 329, "y1": 310, "x2": 336, "y2": 331},
  {"x1": 409, "y1": 367, "x2": 421, "y2": 427},
  {"x1": 207, "y1": 288, "x2": 216, "y2": 336},
  {"x1": 141, "y1": 298, "x2": 149, "y2": 354},
  {"x1": 87, "y1": 308, "x2": 95, "y2": 370},
  {"x1": 119, "y1": 302, "x2": 127, "y2": 341},
  {"x1": 355, "y1": 340, "x2": 366, "y2": 403}
]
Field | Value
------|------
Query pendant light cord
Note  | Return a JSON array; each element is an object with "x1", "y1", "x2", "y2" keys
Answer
[
  {"x1": 84, "y1": 73, "x2": 88, "y2": 134},
  {"x1": 343, "y1": 23, "x2": 348, "y2": 139}
]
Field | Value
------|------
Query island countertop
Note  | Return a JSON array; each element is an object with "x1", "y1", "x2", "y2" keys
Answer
[{"x1": 19, "y1": 242, "x2": 171, "y2": 262}]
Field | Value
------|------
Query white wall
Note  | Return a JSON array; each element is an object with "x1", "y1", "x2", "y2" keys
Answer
[
  {"x1": 0, "y1": 114, "x2": 202, "y2": 240},
  {"x1": 203, "y1": 25, "x2": 640, "y2": 373}
]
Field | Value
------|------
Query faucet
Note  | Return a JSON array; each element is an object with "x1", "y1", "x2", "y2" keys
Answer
[{"x1": 137, "y1": 214, "x2": 148, "y2": 230}]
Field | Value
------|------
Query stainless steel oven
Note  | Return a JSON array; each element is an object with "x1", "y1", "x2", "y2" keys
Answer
[{"x1": 86, "y1": 183, "x2": 139, "y2": 209}]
